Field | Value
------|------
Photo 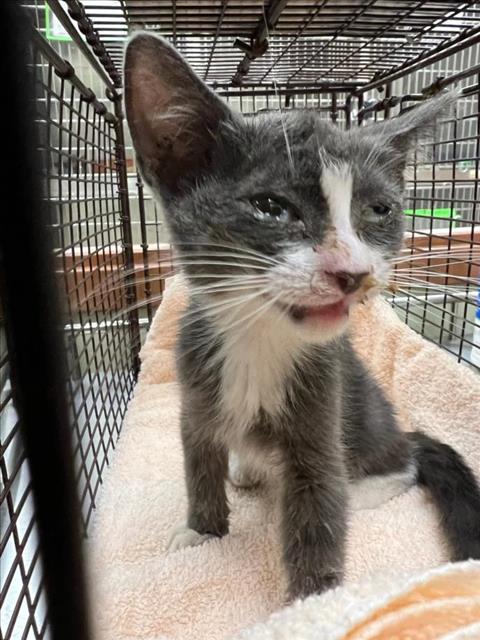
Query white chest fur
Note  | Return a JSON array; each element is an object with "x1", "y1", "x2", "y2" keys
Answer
[{"x1": 214, "y1": 306, "x2": 304, "y2": 447}]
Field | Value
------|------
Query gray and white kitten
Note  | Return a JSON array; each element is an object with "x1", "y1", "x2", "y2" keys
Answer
[{"x1": 124, "y1": 34, "x2": 480, "y2": 600}]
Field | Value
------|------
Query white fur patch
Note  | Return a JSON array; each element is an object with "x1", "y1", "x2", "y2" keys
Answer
[
  {"x1": 214, "y1": 302, "x2": 304, "y2": 447},
  {"x1": 321, "y1": 163, "x2": 371, "y2": 273},
  {"x1": 349, "y1": 463, "x2": 417, "y2": 510},
  {"x1": 320, "y1": 162, "x2": 354, "y2": 237},
  {"x1": 318, "y1": 161, "x2": 392, "y2": 292},
  {"x1": 167, "y1": 525, "x2": 215, "y2": 552}
]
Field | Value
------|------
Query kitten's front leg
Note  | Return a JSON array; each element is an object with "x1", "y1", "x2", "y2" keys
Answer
[
  {"x1": 281, "y1": 444, "x2": 347, "y2": 600},
  {"x1": 168, "y1": 401, "x2": 229, "y2": 551}
]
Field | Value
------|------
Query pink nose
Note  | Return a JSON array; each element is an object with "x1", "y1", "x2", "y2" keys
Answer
[{"x1": 327, "y1": 271, "x2": 369, "y2": 294}]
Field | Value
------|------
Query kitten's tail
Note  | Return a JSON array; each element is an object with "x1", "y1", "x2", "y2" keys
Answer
[{"x1": 409, "y1": 431, "x2": 480, "y2": 560}]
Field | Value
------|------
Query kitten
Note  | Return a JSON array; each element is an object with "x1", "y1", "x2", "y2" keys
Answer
[{"x1": 124, "y1": 33, "x2": 480, "y2": 600}]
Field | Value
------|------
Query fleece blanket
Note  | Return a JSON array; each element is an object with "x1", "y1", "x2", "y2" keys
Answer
[{"x1": 87, "y1": 274, "x2": 480, "y2": 640}]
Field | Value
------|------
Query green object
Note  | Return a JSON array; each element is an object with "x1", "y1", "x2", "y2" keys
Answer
[
  {"x1": 45, "y1": 4, "x2": 72, "y2": 42},
  {"x1": 403, "y1": 208, "x2": 459, "y2": 219}
]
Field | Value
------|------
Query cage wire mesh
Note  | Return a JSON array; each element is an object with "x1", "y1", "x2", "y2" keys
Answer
[
  {"x1": 1, "y1": 3, "x2": 139, "y2": 638},
  {"x1": 388, "y1": 83, "x2": 480, "y2": 367},
  {"x1": 354, "y1": 50, "x2": 480, "y2": 367},
  {"x1": 1, "y1": 1, "x2": 480, "y2": 638}
]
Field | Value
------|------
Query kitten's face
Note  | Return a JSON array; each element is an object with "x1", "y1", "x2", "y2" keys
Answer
[
  {"x1": 125, "y1": 34, "x2": 452, "y2": 343},
  {"x1": 172, "y1": 112, "x2": 405, "y2": 340}
]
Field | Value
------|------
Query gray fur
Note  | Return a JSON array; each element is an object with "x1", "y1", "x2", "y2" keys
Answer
[{"x1": 125, "y1": 33, "x2": 480, "y2": 601}]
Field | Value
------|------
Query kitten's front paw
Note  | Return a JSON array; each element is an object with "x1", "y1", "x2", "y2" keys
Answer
[{"x1": 167, "y1": 526, "x2": 215, "y2": 552}]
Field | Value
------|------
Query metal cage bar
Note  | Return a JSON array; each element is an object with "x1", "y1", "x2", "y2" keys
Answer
[
  {"x1": 1, "y1": 4, "x2": 93, "y2": 639},
  {"x1": 71, "y1": 0, "x2": 480, "y2": 88}
]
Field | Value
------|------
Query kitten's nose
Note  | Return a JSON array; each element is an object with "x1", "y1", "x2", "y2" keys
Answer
[{"x1": 328, "y1": 271, "x2": 369, "y2": 294}]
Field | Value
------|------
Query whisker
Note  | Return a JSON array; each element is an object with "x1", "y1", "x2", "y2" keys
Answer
[
  {"x1": 182, "y1": 287, "x2": 269, "y2": 321},
  {"x1": 80, "y1": 271, "x2": 178, "y2": 306},
  {"x1": 84, "y1": 271, "x2": 265, "y2": 301},
  {"x1": 108, "y1": 293, "x2": 168, "y2": 322},
  {"x1": 217, "y1": 289, "x2": 279, "y2": 336},
  {"x1": 80, "y1": 267, "x2": 265, "y2": 311},
  {"x1": 191, "y1": 281, "x2": 269, "y2": 296},
  {"x1": 390, "y1": 280, "x2": 473, "y2": 297},
  {"x1": 394, "y1": 258, "x2": 477, "y2": 270},
  {"x1": 392, "y1": 284, "x2": 468, "y2": 296},
  {"x1": 241, "y1": 291, "x2": 284, "y2": 334},
  {"x1": 175, "y1": 241, "x2": 282, "y2": 265},
  {"x1": 260, "y1": 4, "x2": 295, "y2": 177},
  {"x1": 78, "y1": 245, "x2": 279, "y2": 288},
  {"x1": 274, "y1": 80, "x2": 295, "y2": 176},
  {"x1": 177, "y1": 289, "x2": 272, "y2": 338},
  {"x1": 81, "y1": 260, "x2": 270, "y2": 304},
  {"x1": 394, "y1": 256, "x2": 479, "y2": 267},
  {"x1": 392, "y1": 276, "x2": 468, "y2": 287},
  {"x1": 107, "y1": 286, "x2": 268, "y2": 335},
  {"x1": 172, "y1": 260, "x2": 269, "y2": 272},
  {"x1": 392, "y1": 271, "x2": 477, "y2": 285},
  {"x1": 393, "y1": 270, "x2": 479, "y2": 284},
  {"x1": 397, "y1": 245, "x2": 478, "y2": 254},
  {"x1": 173, "y1": 250, "x2": 279, "y2": 267},
  {"x1": 394, "y1": 248, "x2": 480, "y2": 263},
  {"x1": 173, "y1": 290, "x2": 273, "y2": 365}
]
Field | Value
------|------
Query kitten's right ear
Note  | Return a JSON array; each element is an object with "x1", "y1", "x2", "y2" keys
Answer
[{"x1": 124, "y1": 33, "x2": 233, "y2": 198}]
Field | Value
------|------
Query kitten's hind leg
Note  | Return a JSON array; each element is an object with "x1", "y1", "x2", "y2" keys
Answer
[
  {"x1": 349, "y1": 462, "x2": 417, "y2": 510},
  {"x1": 342, "y1": 345, "x2": 417, "y2": 511}
]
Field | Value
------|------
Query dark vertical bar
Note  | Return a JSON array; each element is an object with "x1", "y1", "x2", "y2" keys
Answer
[
  {"x1": 331, "y1": 91, "x2": 337, "y2": 124},
  {"x1": 172, "y1": 0, "x2": 177, "y2": 46},
  {"x1": 455, "y1": 88, "x2": 474, "y2": 363},
  {"x1": 384, "y1": 83, "x2": 392, "y2": 120},
  {"x1": 136, "y1": 171, "x2": 153, "y2": 323},
  {"x1": 466, "y1": 74, "x2": 480, "y2": 370},
  {"x1": 345, "y1": 95, "x2": 352, "y2": 129},
  {"x1": 439, "y1": 102, "x2": 458, "y2": 347},
  {"x1": 357, "y1": 93, "x2": 364, "y2": 125},
  {"x1": 401, "y1": 94, "x2": 416, "y2": 327},
  {"x1": 421, "y1": 100, "x2": 438, "y2": 338},
  {"x1": 113, "y1": 95, "x2": 141, "y2": 377},
  {"x1": 0, "y1": 4, "x2": 92, "y2": 639}
]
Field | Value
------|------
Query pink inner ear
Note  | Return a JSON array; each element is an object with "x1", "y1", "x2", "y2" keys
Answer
[
  {"x1": 124, "y1": 34, "x2": 232, "y2": 193},
  {"x1": 128, "y1": 73, "x2": 162, "y2": 154}
]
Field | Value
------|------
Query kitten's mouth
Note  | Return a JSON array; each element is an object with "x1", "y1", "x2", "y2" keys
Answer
[
  {"x1": 275, "y1": 297, "x2": 351, "y2": 324},
  {"x1": 288, "y1": 299, "x2": 350, "y2": 323}
]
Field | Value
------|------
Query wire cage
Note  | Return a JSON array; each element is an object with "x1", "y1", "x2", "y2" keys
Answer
[{"x1": 1, "y1": 1, "x2": 479, "y2": 638}]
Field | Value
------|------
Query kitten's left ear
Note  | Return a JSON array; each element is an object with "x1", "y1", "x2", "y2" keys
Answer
[
  {"x1": 124, "y1": 32, "x2": 234, "y2": 198},
  {"x1": 373, "y1": 92, "x2": 457, "y2": 154}
]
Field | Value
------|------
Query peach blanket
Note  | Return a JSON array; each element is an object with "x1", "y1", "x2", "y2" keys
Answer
[{"x1": 87, "y1": 275, "x2": 480, "y2": 640}]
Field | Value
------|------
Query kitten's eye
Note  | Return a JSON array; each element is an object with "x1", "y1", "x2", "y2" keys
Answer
[
  {"x1": 363, "y1": 203, "x2": 392, "y2": 221},
  {"x1": 250, "y1": 196, "x2": 296, "y2": 223}
]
